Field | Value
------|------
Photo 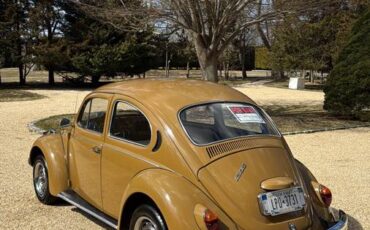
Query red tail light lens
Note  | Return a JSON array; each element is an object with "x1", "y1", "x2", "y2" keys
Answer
[
  {"x1": 319, "y1": 184, "x2": 332, "y2": 207},
  {"x1": 204, "y1": 209, "x2": 219, "y2": 230}
]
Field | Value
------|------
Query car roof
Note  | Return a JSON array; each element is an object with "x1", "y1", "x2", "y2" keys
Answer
[{"x1": 95, "y1": 79, "x2": 255, "y2": 115}]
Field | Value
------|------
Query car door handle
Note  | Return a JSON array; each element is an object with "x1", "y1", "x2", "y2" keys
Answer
[{"x1": 92, "y1": 145, "x2": 102, "y2": 154}]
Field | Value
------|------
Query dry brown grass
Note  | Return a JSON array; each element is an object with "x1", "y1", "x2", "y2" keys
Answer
[{"x1": 0, "y1": 89, "x2": 45, "y2": 102}]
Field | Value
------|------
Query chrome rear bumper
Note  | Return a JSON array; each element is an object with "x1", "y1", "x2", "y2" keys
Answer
[{"x1": 328, "y1": 210, "x2": 348, "y2": 230}]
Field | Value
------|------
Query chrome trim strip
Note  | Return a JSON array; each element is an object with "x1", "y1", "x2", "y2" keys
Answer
[{"x1": 57, "y1": 192, "x2": 117, "y2": 229}]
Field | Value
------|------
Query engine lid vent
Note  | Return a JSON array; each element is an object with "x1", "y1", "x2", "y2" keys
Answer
[{"x1": 206, "y1": 138, "x2": 255, "y2": 159}]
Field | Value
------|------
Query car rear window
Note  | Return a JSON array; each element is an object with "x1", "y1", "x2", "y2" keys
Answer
[{"x1": 179, "y1": 103, "x2": 279, "y2": 145}]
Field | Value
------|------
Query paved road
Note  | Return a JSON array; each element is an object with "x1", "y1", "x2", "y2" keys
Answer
[{"x1": 0, "y1": 88, "x2": 368, "y2": 229}]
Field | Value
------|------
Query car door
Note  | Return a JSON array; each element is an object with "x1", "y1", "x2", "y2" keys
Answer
[
  {"x1": 101, "y1": 95, "x2": 158, "y2": 218},
  {"x1": 69, "y1": 94, "x2": 111, "y2": 209}
]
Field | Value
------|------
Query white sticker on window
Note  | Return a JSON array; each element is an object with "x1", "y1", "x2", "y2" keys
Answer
[{"x1": 227, "y1": 106, "x2": 265, "y2": 123}]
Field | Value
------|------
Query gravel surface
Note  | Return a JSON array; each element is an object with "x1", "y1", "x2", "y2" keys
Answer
[{"x1": 0, "y1": 86, "x2": 368, "y2": 229}]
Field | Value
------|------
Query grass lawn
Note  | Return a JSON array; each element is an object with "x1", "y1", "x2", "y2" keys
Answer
[
  {"x1": 265, "y1": 80, "x2": 325, "y2": 91},
  {"x1": 34, "y1": 114, "x2": 75, "y2": 131},
  {"x1": 1, "y1": 68, "x2": 272, "y2": 86},
  {"x1": 0, "y1": 89, "x2": 46, "y2": 102},
  {"x1": 264, "y1": 104, "x2": 370, "y2": 133}
]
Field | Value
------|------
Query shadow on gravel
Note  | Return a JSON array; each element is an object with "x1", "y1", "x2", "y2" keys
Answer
[
  {"x1": 53, "y1": 201, "x2": 365, "y2": 230},
  {"x1": 51, "y1": 199, "x2": 114, "y2": 229},
  {"x1": 51, "y1": 199, "x2": 72, "y2": 207},
  {"x1": 71, "y1": 207, "x2": 115, "y2": 230}
]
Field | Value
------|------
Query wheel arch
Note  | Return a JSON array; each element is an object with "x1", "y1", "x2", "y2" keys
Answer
[
  {"x1": 117, "y1": 169, "x2": 236, "y2": 230},
  {"x1": 29, "y1": 136, "x2": 69, "y2": 196},
  {"x1": 29, "y1": 146, "x2": 44, "y2": 166},
  {"x1": 119, "y1": 192, "x2": 162, "y2": 230}
]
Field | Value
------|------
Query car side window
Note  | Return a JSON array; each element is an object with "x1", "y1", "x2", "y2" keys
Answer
[
  {"x1": 77, "y1": 98, "x2": 108, "y2": 134},
  {"x1": 110, "y1": 101, "x2": 151, "y2": 146}
]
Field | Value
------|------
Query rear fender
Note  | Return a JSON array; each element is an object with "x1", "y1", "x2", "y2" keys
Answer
[
  {"x1": 295, "y1": 159, "x2": 335, "y2": 223},
  {"x1": 29, "y1": 134, "x2": 69, "y2": 196},
  {"x1": 118, "y1": 169, "x2": 237, "y2": 230}
]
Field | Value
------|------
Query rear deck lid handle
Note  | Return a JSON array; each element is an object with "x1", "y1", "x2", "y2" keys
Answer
[{"x1": 261, "y1": 177, "x2": 294, "y2": 191}]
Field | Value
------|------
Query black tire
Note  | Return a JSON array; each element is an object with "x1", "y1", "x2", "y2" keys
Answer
[
  {"x1": 32, "y1": 155, "x2": 57, "y2": 205},
  {"x1": 129, "y1": 204, "x2": 167, "y2": 230}
]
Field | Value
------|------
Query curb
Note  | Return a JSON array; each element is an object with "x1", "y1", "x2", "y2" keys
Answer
[{"x1": 282, "y1": 125, "x2": 370, "y2": 136}]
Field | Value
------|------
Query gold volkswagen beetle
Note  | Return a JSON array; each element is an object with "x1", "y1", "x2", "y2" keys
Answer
[{"x1": 29, "y1": 79, "x2": 348, "y2": 230}]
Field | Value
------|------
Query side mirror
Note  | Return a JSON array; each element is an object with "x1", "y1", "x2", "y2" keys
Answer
[{"x1": 60, "y1": 118, "x2": 71, "y2": 128}]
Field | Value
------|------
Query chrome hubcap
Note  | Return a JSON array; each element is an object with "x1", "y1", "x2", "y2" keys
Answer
[
  {"x1": 34, "y1": 161, "x2": 47, "y2": 198},
  {"x1": 134, "y1": 216, "x2": 158, "y2": 230}
]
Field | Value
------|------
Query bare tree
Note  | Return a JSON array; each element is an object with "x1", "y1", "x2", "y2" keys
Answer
[
  {"x1": 233, "y1": 28, "x2": 257, "y2": 79},
  {"x1": 155, "y1": 0, "x2": 283, "y2": 82},
  {"x1": 69, "y1": 0, "x2": 333, "y2": 82}
]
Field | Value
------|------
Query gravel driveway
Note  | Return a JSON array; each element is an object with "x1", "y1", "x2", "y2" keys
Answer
[{"x1": 0, "y1": 86, "x2": 368, "y2": 229}]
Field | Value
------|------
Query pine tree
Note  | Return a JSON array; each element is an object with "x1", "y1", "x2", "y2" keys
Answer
[
  {"x1": 29, "y1": 0, "x2": 64, "y2": 85},
  {"x1": 324, "y1": 8, "x2": 370, "y2": 118},
  {"x1": 0, "y1": 0, "x2": 30, "y2": 85}
]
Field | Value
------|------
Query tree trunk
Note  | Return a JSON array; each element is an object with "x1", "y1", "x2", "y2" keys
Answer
[
  {"x1": 19, "y1": 64, "x2": 25, "y2": 85},
  {"x1": 47, "y1": 21, "x2": 55, "y2": 85},
  {"x1": 186, "y1": 61, "x2": 190, "y2": 78},
  {"x1": 240, "y1": 50, "x2": 247, "y2": 80},
  {"x1": 272, "y1": 69, "x2": 285, "y2": 80},
  {"x1": 92, "y1": 75, "x2": 100, "y2": 85},
  {"x1": 193, "y1": 35, "x2": 218, "y2": 82},
  {"x1": 239, "y1": 35, "x2": 247, "y2": 80},
  {"x1": 218, "y1": 67, "x2": 223, "y2": 81},
  {"x1": 48, "y1": 67, "x2": 55, "y2": 85},
  {"x1": 223, "y1": 62, "x2": 230, "y2": 80},
  {"x1": 197, "y1": 54, "x2": 218, "y2": 82},
  {"x1": 310, "y1": 70, "x2": 314, "y2": 83}
]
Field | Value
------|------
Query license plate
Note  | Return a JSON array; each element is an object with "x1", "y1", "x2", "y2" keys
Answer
[{"x1": 258, "y1": 187, "x2": 305, "y2": 216}]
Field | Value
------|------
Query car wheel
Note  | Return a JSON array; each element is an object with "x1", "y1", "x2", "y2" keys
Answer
[
  {"x1": 129, "y1": 204, "x2": 167, "y2": 230},
  {"x1": 33, "y1": 155, "x2": 57, "y2": 205}
]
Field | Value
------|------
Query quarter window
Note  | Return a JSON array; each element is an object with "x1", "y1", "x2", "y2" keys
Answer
[
  {"x1": 110, "y1": 102, "x2": 151, "y2": 146},
  {"x1": 77, "y1": 98, "x2": 108, "y2": 133}
]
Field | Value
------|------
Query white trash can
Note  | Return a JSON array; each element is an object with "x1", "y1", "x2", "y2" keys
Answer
[{"x1": 289, "y1": 77, "x2": 305, "y2": 90}]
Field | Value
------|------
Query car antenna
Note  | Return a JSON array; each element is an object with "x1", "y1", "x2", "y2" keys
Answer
[{"x1": 74, "y1": 92, "x2": 79, "y2": 114}]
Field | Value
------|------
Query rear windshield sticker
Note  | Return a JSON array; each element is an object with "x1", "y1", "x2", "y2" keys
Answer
[{"x1": 227, "y1": 106, "x2": 265, "y2": 123}]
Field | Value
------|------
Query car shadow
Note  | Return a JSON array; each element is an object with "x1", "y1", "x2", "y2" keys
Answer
[
  {"x1": 331, "y1": 207, "x2": 364, "y2": 230},
  {"x1": 71, "y1": 207, "x2": 115, "y2": 230},
  {"x1": 52, "y1": 199, "x2": 115, "y2": 229},
  {"x1": 51, "y1": 199, "x2": 364, "y2": 230}
]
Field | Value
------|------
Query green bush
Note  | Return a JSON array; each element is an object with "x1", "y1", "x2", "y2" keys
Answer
[
  {"x1": 255, "y1": 47, "x2": 271, "y2": 70},
  {"x1": 324, "y1": 9, "x2": 370, "y2": 119}
]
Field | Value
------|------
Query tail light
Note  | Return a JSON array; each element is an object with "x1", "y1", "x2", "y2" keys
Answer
[
  {"x1": 319, "y1": 184, "x2": 332, "y2": 207},
  {"x1": 194, "y1": 204, "x2": 220, "y2": 230},
  {"x1": 204, "y1": 209, "x2": 219, "y2": 230}
]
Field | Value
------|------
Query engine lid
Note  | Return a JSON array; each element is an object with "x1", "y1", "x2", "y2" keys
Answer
[{"x1": 197, "y1": 145, "x2": 312, "y2": 229}]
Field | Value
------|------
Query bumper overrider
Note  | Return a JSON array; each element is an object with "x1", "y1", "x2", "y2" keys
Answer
[{"x1": 327, "y1": 210, "x2": 348, "y2": 230}]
